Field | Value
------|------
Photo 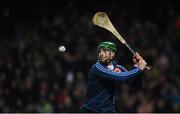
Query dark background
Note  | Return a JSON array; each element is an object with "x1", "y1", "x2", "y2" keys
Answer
[{"x1": 0, "y1": 0, "x2": 180, "y2": 112}]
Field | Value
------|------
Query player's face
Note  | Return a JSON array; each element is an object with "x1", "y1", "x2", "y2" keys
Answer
[{"x1": 98, "y1": 48, "x2": 115, "y2": 63}]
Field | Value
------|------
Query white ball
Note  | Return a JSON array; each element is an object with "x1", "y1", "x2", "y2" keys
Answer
[{"x1": 59, "y1": 46, "x2": 66, "y2": 52}]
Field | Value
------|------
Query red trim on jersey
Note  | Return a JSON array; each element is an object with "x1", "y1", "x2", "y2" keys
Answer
[{"x1": 113, "y1": 67, "x2": 121, "y2": 72}]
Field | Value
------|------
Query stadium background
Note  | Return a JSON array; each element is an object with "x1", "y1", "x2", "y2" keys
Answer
[{"x1": 0, "y1": 0, "x2": 180, "y2": 112}]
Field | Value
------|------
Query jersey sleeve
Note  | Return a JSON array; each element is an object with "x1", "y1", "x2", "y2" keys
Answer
[{"x1": 91, "y1": 62, "x2": 142, "y2": 82}]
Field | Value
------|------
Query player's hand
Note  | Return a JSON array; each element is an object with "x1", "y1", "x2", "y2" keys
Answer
[
  {"x1": 133, "y1": 52, "x2": 147, "y2": 70},
  {"x1": 132, "y1": 52, "x2": 142, "y2": 64},
  {"x1": 137, "y1": 58, "x2": 147, "y2": 70}
]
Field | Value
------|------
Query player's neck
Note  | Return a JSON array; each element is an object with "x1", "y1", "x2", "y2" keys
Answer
[{"x1": 107, "y1": 61, "x2": 114, "y2": 70}]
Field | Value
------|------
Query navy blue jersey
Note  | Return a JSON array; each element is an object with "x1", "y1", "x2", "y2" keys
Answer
[{"x1": 80, "y1": 61, "x2": 143, "y2": 113}]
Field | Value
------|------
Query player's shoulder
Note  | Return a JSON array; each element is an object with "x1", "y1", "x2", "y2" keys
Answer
[
  {"x1": 89, "y1": 62, "x2": 101, "y2": 74},
  {"x1": 92, "y1": 61, "x2": 101, "y2": 68},
  {"x1": 91, "y1": 61, "x2": 106, "y2": 70}
]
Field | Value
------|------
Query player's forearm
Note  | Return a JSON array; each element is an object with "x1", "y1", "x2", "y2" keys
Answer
[
  {"x1": 113, "y1": 67, "x2": 142, "y2": 81},
  {"x1": 94, "y1": 63, "x2": 142, "y2": 81}
]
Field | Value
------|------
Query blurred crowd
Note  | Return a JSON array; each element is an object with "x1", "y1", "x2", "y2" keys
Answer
[{"x1": 0, "y1": 0, "x2": 180, "y2": 113}]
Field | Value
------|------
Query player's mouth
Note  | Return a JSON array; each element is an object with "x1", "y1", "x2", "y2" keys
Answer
[{"x1": 98, "y1": 57, "x2": 106, "y2": 61}]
